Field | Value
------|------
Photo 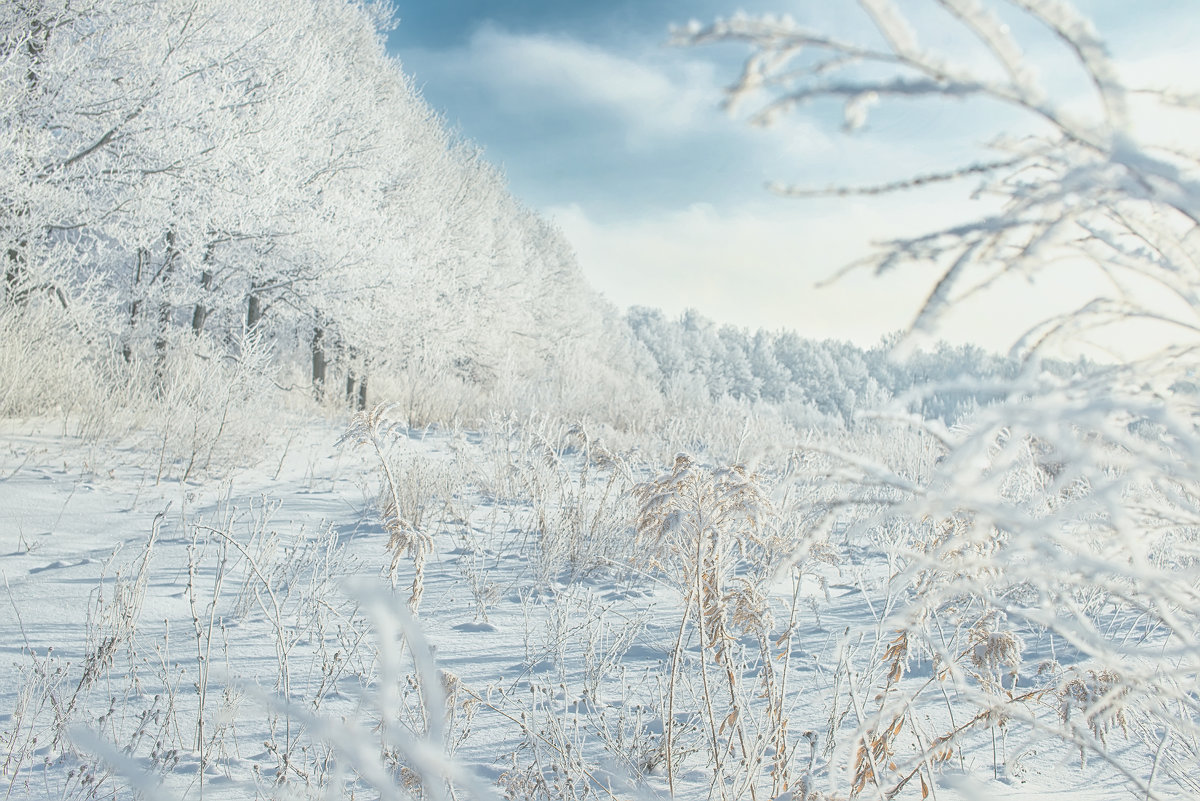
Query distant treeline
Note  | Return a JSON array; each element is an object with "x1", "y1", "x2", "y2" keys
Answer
[{"x1": 627, "y1": 307, "x2": 1090, "y2": 425}]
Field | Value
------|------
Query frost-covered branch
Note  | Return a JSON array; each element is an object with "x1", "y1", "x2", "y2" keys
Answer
[{"x1": 678, "y1": 0, "x2": 1200, "y2": 346}]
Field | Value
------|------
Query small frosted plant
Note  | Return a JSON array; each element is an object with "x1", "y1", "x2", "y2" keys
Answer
[
  {"x1": 1055, "y1": 667, "x2": 1131, "y2": 767},
  {"x1": 339, "y1": 404, "x2": 434, "y2": 612}
]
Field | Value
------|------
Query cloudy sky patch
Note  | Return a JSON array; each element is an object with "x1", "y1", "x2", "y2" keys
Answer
[{"x1": 388, "y1": 1, "x2": 1200, "y2": 348}]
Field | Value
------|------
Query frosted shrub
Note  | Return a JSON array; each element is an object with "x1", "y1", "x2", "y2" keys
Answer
[
  {"x1": 681, "y1": 0, "x2": 1200, "y2": 794},
  {"x1": 465, "y1": 418, "x2": 642, "y2": 583},
  {"x1": 338, "y1": 404, "x2": 438, "y2": 611},
  {"x1": 375, "y1": 364, "x2": 491, "y2": 430},
  {"x1": 799, "y1": 391, "x2": 1200, "y2": 795},
  {"x1": 526, "y1": 424, "x2": 640, "y2": 582},
  {"x1": 0, "y1": 300, "x2": 100, "y2": 420},
  {"x1": 635, "y1": 454, "x2": 804, "y2": 801}
]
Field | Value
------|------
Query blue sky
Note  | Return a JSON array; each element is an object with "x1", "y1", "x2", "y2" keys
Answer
[{"x1": 387, "y1": 1, "x2": 1200, "y2": 350}]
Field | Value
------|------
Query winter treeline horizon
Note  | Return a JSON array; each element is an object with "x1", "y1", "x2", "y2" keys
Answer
[
  {"x1": 2, "y1": 0, "x2": 1082, "y2": 439},
  {"x1": 626, "y1": 307, "x2": 1100, "y2": 425}
]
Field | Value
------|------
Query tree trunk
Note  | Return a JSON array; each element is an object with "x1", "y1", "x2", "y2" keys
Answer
[
  {"x1": 153, "y1": 301, "x2": 171, "y2": 394},
  {"x1": 153, "y1": 233, "x2": 180, "y2": 392},
  {"x1": 191, "y1": 242, "x2": 215, "y2": 335},
  {"x1": 25, "y1": 17, "x2": 46, "y2": 91},
  {"x1": 312, "y1": 325, "x2": 326, "y2": 400},
  {"x1": 4, "y1": 244, "x2": 26, "y2": 305},
  {"x1": 246, "y1": 286, "x2": 263, "y2": 332},
  {"x1": 122, "y1": 298, "x2": 142, "y2": 363},
  {"x1": 345, "y1": 346, "x2": 358, "y2": 406},
  {"x1": 344, "y1": 347, "x2": 367, "y2": 410},
  {"x1": 4, "y1": 17, "x2": 46, "y2": 306},
  {"x1": 123, "y1": 248, "x2": 149, "y2": 363},
  {"x1": 191, "y1": 269, "x2": 212, "y2": 334}
]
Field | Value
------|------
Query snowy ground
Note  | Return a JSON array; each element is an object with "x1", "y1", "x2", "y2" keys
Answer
[{"x1": 0, "y1": 416, "x2": 1174, "y2": 800}]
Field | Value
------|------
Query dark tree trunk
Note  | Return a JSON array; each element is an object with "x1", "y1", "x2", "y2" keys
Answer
[
  {"x1": 246, "y1": 287, "x2": 263, "y2": 332},
  {"x1": 25, "y1": 17, "x2": 46, "y2": 91},
  {"x1": 153, "y1": 301, "x2": 171, "y2": 393},
  {"x1": 122, "y1": 298, "x2": 142, "y2": 363},
  {"x1": 191, "y1": 243, "x2": 215, "y2": 335},
  {"x1": 345, "y1": 346, "x2": 358, "y2": 405},
  {"x1": 190, "y1": 269, "x2": 212, "y2": 334},
  {"x1": 4, "y1": 244, "x2": 26, "y2": 305},
  {"x1": 312, "y1": 325, "x2": 326, "y2": 400},
  {"x1": 123, "y1": 248, "x2": 149, "y2": 363},
  {"x1": 344, "y1": 347, "x2": 367, "y2": 410},
  {"x1": 153, "y1": 233, "x2": 180, "y2": 392}
]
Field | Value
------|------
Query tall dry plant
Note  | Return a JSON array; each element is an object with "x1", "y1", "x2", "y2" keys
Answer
[
  {"x1": 339, "y1": 404, "x2": 434, "y2": 612},
  {"x1": 635, "y1": 453, "x2": 800, "y2": 801}
]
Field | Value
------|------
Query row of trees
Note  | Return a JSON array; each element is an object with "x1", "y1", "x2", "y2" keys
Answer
[
  {"x1": 627, "y1": 307, "x2": 1083, "y2": 424},
  {"x1": 1, "y1": 0, "x2": 637, "y2": 416}
]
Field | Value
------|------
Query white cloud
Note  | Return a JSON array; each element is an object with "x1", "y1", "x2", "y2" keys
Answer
[
  {"x1": 459, "y1": 26, "x2": 720, "y2": 139},
  {"x1": 436, "y1": 25, "x2": 835, "y2": 158},
  {"x1": 550, "y1": 198, "x2": 937, "y2": 342},
  {"x1": 549, "y1": 196, "x2": 1142, "y2": 354},
  {"x1": 1119, "y1": 51, "x2": 1200, "y2": 155}
]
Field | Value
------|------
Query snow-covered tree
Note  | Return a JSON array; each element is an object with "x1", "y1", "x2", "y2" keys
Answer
[{"x1": 1, "y1": 0, "x2": 641, "y2": 421}]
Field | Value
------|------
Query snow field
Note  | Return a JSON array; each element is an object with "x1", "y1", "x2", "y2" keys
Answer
[{"x1": 4, "y1": 406, "x2": 1195, "y2": 800}]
